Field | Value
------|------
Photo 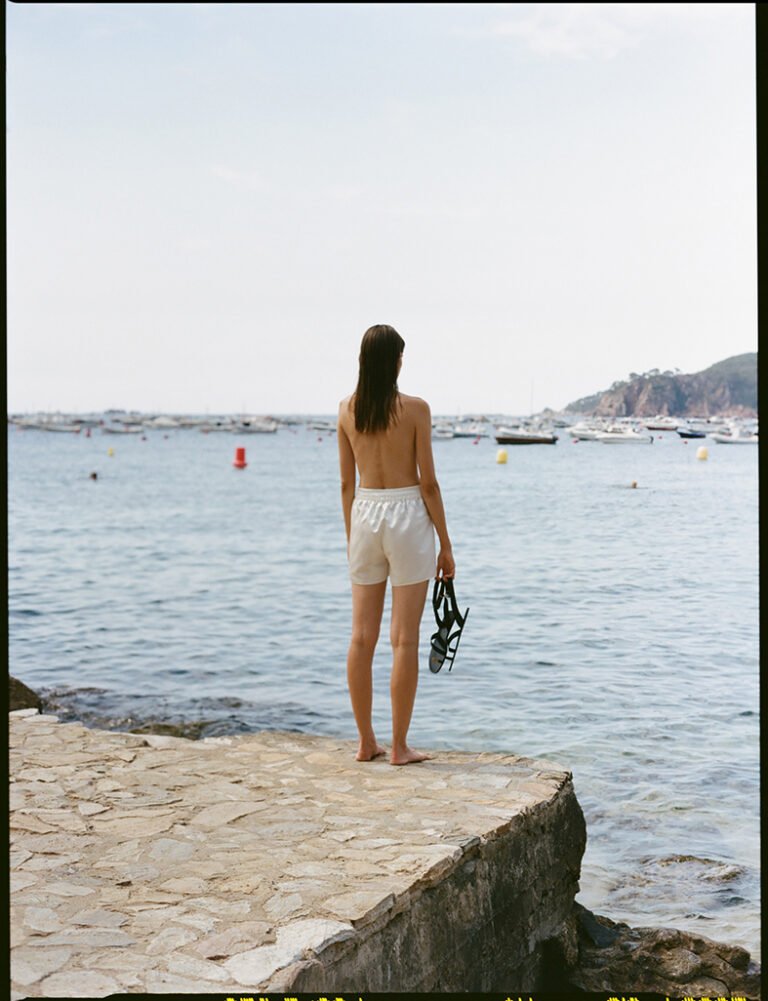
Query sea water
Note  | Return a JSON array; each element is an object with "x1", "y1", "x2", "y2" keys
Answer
[{"x1": 8, "y1": 422, "x2": 760, "y2": 960}]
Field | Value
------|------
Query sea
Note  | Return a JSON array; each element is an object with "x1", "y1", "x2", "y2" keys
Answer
[{"x1": 7, "y1": 419, "x2": 760, "y2": 962}]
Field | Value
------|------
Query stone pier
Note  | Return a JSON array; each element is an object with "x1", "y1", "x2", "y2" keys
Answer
[{"x1": 9, "y1": 708, "x2": 586, "y2": 996}]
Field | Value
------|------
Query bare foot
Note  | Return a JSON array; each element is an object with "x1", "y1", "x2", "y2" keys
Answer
[
  {"x1": 390, "y1": 746, "x2": 431, "y2": 766},
  {"x1": 356, "y1": 742, "x2": 387, "y2": 762}
]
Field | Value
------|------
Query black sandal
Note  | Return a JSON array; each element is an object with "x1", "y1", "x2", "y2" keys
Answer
[{"x1": 429, "y1": 577, "x2": 469, "y2": 673}]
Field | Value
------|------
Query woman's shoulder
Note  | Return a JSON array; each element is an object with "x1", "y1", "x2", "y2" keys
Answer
[
  {"x1": 398, "y1": 393, "x2": 431, "y2": 416},
  {"x1": 337, "y1": 395, "x2": 354, "y2": 429}
]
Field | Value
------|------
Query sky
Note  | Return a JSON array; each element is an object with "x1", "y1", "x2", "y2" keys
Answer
[{"x1": 6, "y1": 3, "x2": 757, "y2": 415}]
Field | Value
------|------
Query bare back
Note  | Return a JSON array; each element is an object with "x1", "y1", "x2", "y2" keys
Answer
[{"x1": 338, "y1": 393, "x2": 426, "y2": 489}]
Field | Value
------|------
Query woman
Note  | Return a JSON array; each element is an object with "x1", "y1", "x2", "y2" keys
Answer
[{"x1": 337, "y1": 324, "x2": 455, "y2": 766}]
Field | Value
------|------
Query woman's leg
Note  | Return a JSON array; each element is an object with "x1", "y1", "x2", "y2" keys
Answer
[
  {"x1": 389, "y1": 579, "x2": 430, "y2": 765},
  {"x1": 347, "y1": 581, "x2": 387, "y2": 761}
]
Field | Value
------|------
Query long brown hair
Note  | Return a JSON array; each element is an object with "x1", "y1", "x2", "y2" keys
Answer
[{"x1": 352, "y1": 324, "x2": 405, "y2": 433}]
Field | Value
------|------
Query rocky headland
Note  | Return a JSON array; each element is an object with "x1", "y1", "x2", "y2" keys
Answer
[{"x1": 566, "y1": 352, "x2": 757, "y2": 418}]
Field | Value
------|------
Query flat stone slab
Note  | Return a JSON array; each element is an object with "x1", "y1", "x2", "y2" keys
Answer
[{"x1": 9, "y1": 709, "x2": 585, "y2": 994}]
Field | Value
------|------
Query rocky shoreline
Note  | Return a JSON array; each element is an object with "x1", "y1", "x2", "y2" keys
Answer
[{"x1": 9, "y1": 676, "x2": 761, "y2": 997}]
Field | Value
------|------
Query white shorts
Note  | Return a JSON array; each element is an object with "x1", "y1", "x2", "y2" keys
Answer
[{"x1": 348, "y1": 486, "x2": 436, "y2": 587}]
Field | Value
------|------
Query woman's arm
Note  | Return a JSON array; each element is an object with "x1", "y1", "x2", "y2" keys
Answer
[
  {"x1": 337, "y1": 403, "x2": 357, "y2": 543},
  {"x1": 414, "y1": 399, "x2": 455, "y2": 579}
]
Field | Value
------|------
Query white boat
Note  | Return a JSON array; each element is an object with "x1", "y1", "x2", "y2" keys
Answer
[
  {"x1": 565, "y1": 421, "x2": 604, "y2": 441},
  {"x1": 453, "y1": 423, "x2": 489, "y2": 438},
  {"x1": 142, "y1": 416, "x2": 181, "y2": 429},
  {"x1": 687, "y1": 417, "x2": 720, "y2": 433},
  {"x1": 595, "y1": 426, "x2": 654, "y2": 444},
  {"x1": 199, "y1": 421, "x2": 236, "y2": 432},
  {"x1": 233, "y1": 419, "x2": 278, "y2": 433},
  {"x1": 38, "y1": 421, "x2": 82, "y2": 433},
  {"x1": 432, "y1": 424, "x2": 455, "y2": 439},
  {"x1": 710, "y1": 427, "x2": 758, "y2": 444},
  {"x1": 12, "y1": 415, "x2": 50, "y2": 429},
  {"x1": 495, "y1": 426, "x2": 558, "y2": 445},
  {"x1": 102, "y1": 424, "x2": 143, "y2": 435},
  {"x1": 643, "y1": 416, "x2": 680, "y2": 431}
]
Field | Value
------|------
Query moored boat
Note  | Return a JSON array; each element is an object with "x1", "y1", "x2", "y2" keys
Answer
[
  {"x1": 142, "y1": 416, "x2": 181, "y2": 429},
  {"x1": 565, "y1": 421, "x2": 604, "y2": 441},
  {"x1": 643, "y1": 416, "x2": 680, "y2": 431},
  {"x1": 495, "y1": 426, "x2": 558, "y2": 445},
  {"x1": 595, "y1": 426, "x2": 654, "y2": 444},
  {"x1": 432, "y1": 424, "x2": 455, "y2": 439},
  {"x1": 39, "y1": 422, "x2": 82, "y2": 433},
  {"x1": 453, "y1": 422, "x2": 489, "y2": 438},
  {"x1": 710, "y1": 428, "x2": 758, "y2": 444},
  {"x1": 232, "y1": 419, "x2": 279, "y2": 433}
]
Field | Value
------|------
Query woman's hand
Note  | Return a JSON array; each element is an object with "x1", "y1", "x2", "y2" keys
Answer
[{"x1": 436, "y1": 545, "x2": 455, "y2": 580}]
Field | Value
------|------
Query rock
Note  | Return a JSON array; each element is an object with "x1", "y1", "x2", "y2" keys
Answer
[
  {"x1": 38, "y1": 928, "x2": 136, "y2": 949},
  {"x1": 189, "y1": 801, "x2": 269, "y2": 828},
  {"x1": 164, "y1": 953, "x2": 230, "y2": 982},
  {"x1": 11, "y1": 946, "x2": 73, "y2": 986},
  {"x1": 323, "y1": 889, "x2": 395, "y2": 928},
  {"x1": 223, "y1": 919, "x2": 354, "y2": 987},
  {"x1": 24, "y1": 906, "x2": 63, "y2": 932},
  {"x1": 10, "y1": 873, "x2": 39, "y2": 893},
  {"x1": 71, "y1": 908, "x2": 129, "y2": 927},
  {"x1": 77, "y1": 802, "x2": 111, "y2": 816},
  {"x1": 264, "y1": 892, "x2": 304, "y2": 920},
  {"x1": 158, "y1": 876, "x2": 207, "y2": 895},
  {"x1": 45, "y1": 881, "x2": 97, "y2": 897},
  {"x1": 561, "y1": 903, "x2": 761, "y2": 999},
  {"x1": 39, "y1": 970, "x2": 120, "y2": 997},
  {"x1": 144, "y1": 925, "x2": 200, "y2": 955},
  {"x1": 194, "y1": 922, "x2": 275, "y2": 959},
  {"x1": 147, "y1": 838, "x2": 195, "y2": 862},
  {"x1": 566, "y1": 353, "x2": 757, "y2": 418},
  {"x1": 9, "y1": 676, "x2": 42, "y2": 712}
]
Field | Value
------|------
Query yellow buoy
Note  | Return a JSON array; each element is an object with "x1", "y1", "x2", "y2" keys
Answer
[
  {"x1": 496, "y1": 448, "x2": 508, "y2": 464},
  {"x1": 107, "y1": 447, "x2": 114, "y2": 457},
  {"x1": 631, "y1": 481, "x2": 637, "y2": 489},
  {"x1": 696, "y1": 446, "x2": 708, "y2": 461}
]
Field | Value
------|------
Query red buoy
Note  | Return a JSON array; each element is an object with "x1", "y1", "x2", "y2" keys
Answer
[{"x1": 233, "y1": 446, "x2": 247, "y2": 469}]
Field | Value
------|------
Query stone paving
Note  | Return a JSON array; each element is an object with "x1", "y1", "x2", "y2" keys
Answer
[{"x1": 9, "y1": 707, "x2": 572, "y2": 997}]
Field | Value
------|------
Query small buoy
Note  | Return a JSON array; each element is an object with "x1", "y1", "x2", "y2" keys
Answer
[
  {"x1": 107, "y1": 447, "x2": 114, "y2": 457},
  {"x1": 85, "y1": 428, "x2": 91, "y2": 438},
  {"x1": 631, "y1": 481, "x2": 637, "y2": 489},
  {"x1": 496, "y1": 448, "x2": 508, "y2": 464},
  {"x1": 89, "y1": 472, "x2": 98, "y2": 480},
  {"x1": 317, "y1": 436, "x2": 322, "y2": 442},
  {"x1": 141, "y1": 435, "x2": 147, "y2": 441},
  {"x1": 572, "y1": 438, "x2": 578, "y2": 444},
  {"x1": 233, "y1": 446, "x2": 247, "y2": 469},
  {"x1": 696, "y1": 446, "x2": 708, "y2": 461},
  {"x1": 473, "y1": 437, "x2": 480, "y2": 445}
]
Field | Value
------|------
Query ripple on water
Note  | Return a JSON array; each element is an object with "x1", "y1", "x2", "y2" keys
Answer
[{"x1": 8, "y1": 425, "x2": 759, "y2": 961}]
